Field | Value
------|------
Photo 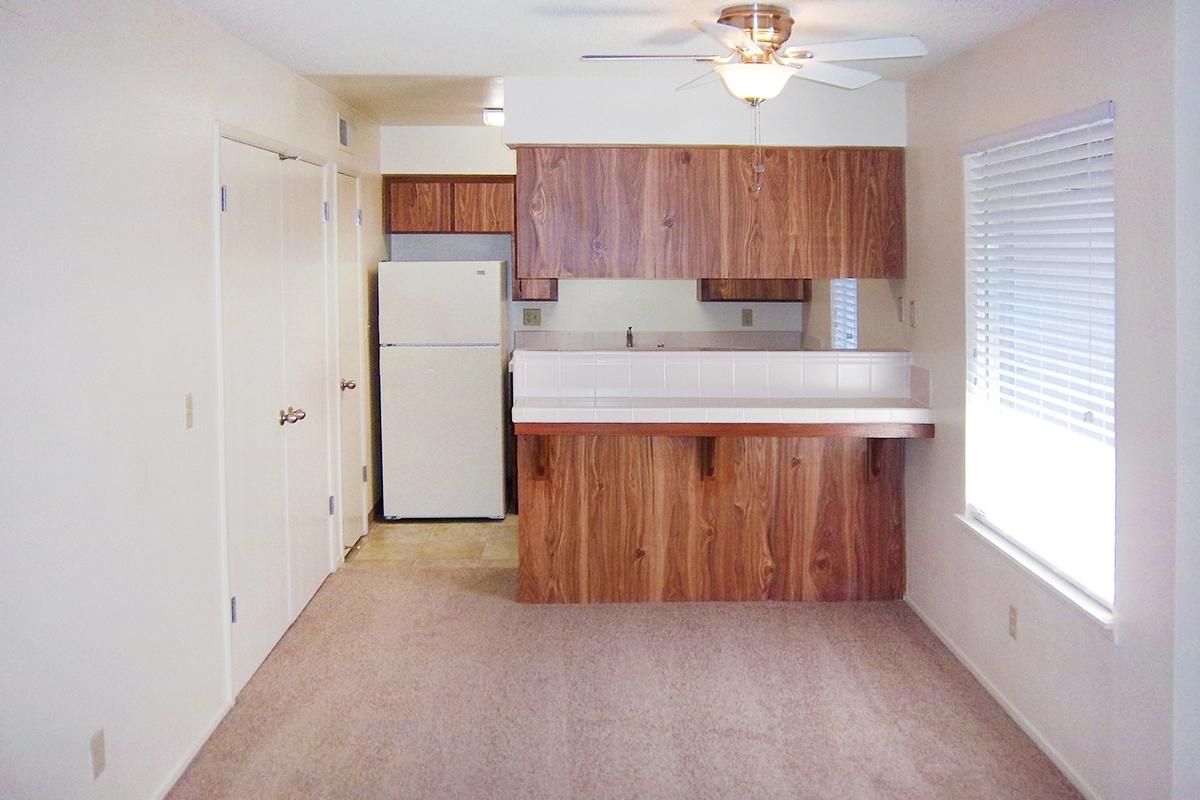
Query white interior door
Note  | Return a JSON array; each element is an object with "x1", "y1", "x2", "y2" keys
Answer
[
  {"x1": 219, "y1": 138, "x2": 289, "y2": 694},
  {"x1": 336, "y1": 172, "x2": 366, "y2": 550},
  {"x1": 281, "y1": 158, "x2": 331, "y2": 618}
]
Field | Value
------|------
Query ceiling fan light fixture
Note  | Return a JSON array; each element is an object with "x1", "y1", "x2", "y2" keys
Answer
[
  {"x1": 714, "y1": 62, "x2": 794, "y2": 104},
  {"x1": 482, "y1": 107, "x2": 505, "y2": 127}
]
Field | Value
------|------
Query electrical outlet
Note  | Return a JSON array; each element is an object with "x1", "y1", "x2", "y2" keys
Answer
[
  {"x1": 741, "y1": 308, "x2": 753, "y2": 327},
  {"x1": 90, "y1": 729, "x2": 106, "y2": 779},
  {"x1": 184, "y1": 393, "x2": 193, "y2": 430},
  {"x1": 908, "y1": 299, "x2": 918, "y2": 328},
  {"x1": 522, "y1": 308, "x2": 541, "y2": 327},
  {"x1": 1008, "y1": 605, "x2": 1018, "y2": 640}
]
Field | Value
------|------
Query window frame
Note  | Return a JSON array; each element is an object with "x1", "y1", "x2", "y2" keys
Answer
[{"x1": 959, "y1": 101, "x2": 1117, "y2": 615}]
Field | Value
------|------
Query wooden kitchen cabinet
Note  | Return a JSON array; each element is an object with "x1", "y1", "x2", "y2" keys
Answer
[
  {"x1": 517, "y1": 433, "x2": 906, "y2": 603},
  {"x1": 452, "y1": 180, "x2": 515, "y2": 233},
  {"x1": 388, "y1": 179, "x2": 452, "y2": 232},
  {"x1": 514, "y1": 145, "x2": 905, "y2": 280},
  {"x1": 697, "y1": 278, "x2": 811, "y2": 302}
]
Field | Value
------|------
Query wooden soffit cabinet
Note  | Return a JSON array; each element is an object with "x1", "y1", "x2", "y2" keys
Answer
[{"x1": 515, "y1": 145, "x2": 905, "y2": 280}]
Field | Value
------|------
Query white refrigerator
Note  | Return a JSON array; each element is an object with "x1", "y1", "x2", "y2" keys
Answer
[{"x1": 378, "y1": 260, "x2": 506, "y2": 519}]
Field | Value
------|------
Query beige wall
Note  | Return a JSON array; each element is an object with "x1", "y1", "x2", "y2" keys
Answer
[
  {"x1": 380, "y1": 125, "x2": 515, "y2": 174},
  {"x1": 0, "y1": 2, "x2": 381, "y2": 798},
  {"x1": 904, "y1": 1, "x2": 1177, "y2": 798}
]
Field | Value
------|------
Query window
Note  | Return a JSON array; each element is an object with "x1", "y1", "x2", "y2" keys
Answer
[
  {"x1": 963, "y1": 102, "x2": 1115, "y2": 607},
  {"x1": 831, "y1": 278, "x2": 858, "y2": 349}
]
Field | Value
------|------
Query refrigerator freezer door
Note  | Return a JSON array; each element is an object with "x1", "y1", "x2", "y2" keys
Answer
[
  {"x1": 378, "y1": 261, "x2": 504, "y2": 345},
  {"x1": 380, "y1": 345, "x2": 505, "y2": 519}
]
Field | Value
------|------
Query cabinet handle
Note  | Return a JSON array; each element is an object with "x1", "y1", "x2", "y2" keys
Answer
[{"x1": 340, "y1": 379, "x2": 357, "y2": 391}]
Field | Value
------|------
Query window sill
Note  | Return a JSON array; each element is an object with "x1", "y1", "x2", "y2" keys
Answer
[{"x1": 954, "y1": 514, "x2": 1115, "y2": 638}]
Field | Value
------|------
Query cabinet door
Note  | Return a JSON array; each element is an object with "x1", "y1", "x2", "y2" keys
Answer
[
  {"x1": 516, "y1": 147, "x2": 648, "y2": 278},
  {"x1": 388, "y1": 180, "x2": 451, "y2": 232},
  {"x1": 645, "y1": 148, "x2": 722, "y2": 277},
  {"x1": 453, "y1": 181, "x2": 514, "y2": 233},
  {"x1": 788, "y1": 149, "x2": 845, "y2": 278},
  {"x1": 719, "y1": 147, "x2": 794, "y2": 278},
  {"x1": 697, "y1": 278, "x2": 810, "y2": 302},
  {"x1": 841, "y1": 149, "x2": 905, "y2": 278}
]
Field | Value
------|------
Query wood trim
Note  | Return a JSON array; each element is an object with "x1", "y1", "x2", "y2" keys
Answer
[
  {"x1": 514, "y1": 422, "x2": 934, "y2": 439},
  {"x1": 509, "y1": 144, "x2": 906, "y2": 153},
  {"x1": 697, "y1": 279, "x2": 812, "y2": 302},
  {"x1": 384, "y1": 174, "x2": 515, "y2": 183}
]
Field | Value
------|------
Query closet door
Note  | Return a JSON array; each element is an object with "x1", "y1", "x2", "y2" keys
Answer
[
  {"x1": 336, "y1": 173, "x2": 367, "y2": 550},
  {"x1": 220, "y1": 138, "x2": 289, "y2": 694},
  {"x1": 281, "y1": 158, "x2": 332, "y2": 618}
]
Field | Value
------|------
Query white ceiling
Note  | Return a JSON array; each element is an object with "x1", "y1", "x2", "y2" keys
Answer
[{"x1": 181, "y1": 0, "x2": 1061, "y2": 124}]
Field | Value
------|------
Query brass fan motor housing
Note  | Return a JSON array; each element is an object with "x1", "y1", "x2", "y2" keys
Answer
[{"x1": 717, "y1": 3, "x2": 796, "y2": 56}]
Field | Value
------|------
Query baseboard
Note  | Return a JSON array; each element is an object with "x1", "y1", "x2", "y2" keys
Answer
[
  {"x1": 904, "y1": 595, "x2": 1103, "y2": 800},
  {"x1": 152, "y1": 700, "x2": 232, "y2": 800}
]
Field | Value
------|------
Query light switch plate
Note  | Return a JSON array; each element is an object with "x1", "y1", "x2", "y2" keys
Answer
[
  {"x1": 741, "y1": 308, "x2": 753, "y2": 327},
  {"x1": 1008, "y1": 605, "x2": 1018, "y2": 640},
  {"x1": 184, "y1": 393, "x2": 194, "y2": 430},
  {"x1": 523, "y1": 308, "x2": 541, "y2": 327}
]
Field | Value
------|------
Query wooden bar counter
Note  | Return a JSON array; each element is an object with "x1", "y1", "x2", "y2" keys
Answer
[{"x1": 515, "y1": 422, "x2": 933, "y2": 604}]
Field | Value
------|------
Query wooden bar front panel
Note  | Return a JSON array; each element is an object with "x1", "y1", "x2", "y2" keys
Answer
[{"x1": 517, "y1": 434, "x2": 905, "y2": 603}]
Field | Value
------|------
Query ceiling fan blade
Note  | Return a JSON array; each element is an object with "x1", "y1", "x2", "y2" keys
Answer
[
  {"x1": 693, "y1": 19, "x2": 763, "y2": 55},
  {"x1": 581, "y1": 54, "x2": 723, "y2": 61},
  {"x1": 674, "y1": 69, "x2": 719, "y2": 92},
  {"x1": 783, "y1": 60, "x2": 881, "y2": 89},
  {"x1": 783, "y1": 36, "x2": 928, "y2": 62}
]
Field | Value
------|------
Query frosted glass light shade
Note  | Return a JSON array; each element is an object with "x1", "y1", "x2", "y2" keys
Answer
[{"x1": 715, "y1": 62, "x2": 795, "y2": 102}]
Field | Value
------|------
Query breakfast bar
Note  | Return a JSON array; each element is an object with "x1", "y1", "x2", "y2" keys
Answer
[{"x1": 512, "y1": 349, "x2": 934, "y2": 604}]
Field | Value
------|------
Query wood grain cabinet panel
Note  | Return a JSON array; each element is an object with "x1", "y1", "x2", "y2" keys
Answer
[
  {"x1": 718, "y1": 148, "x2": 794, "y2": 278},
  {"x1": 697, "y1": 278, "x2": 810, "y2": 302},
  {"x1": 517, "y1": 147, "x2": 649, "y2": 278},
  {"x1": 645, "y1": 148, "x2": 723, "y2": 277},
  {"x1": 388, "y1": 181, "x2": 451, "y2": 232},
  {"x1": 788, "y1": 148, "x2": 845, "y2": 278},
  {"x1": 841, "y1": 148, "x2": 905, "y2": 278},
  {"x1": 453, "y1": 181, "x2": 515, "y2": 233},
  {"x1": 518, "y1": 434, "x2": 905, "y2": 603}
]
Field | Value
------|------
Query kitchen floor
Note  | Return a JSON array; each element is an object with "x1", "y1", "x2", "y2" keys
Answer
[{"x1": 351, "y1": 515, "x2": 518, "y2": 568}]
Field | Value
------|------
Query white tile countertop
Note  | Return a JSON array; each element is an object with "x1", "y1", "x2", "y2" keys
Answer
[{"x1": 510, "y1": 349, "x2": 934, "y2": 426}]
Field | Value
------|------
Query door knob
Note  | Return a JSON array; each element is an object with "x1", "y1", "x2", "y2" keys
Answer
[
  {"x1": 340, "y1": 379, "x2": 357, "y2": 391},
  {"x1": 278, "y1": 407, "x2": 306, "y2": 425}
]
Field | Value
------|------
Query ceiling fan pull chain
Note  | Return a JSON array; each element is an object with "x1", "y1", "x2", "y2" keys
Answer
[{"x1": 750, "y1": 102, "x2": 764, "y2": 193}]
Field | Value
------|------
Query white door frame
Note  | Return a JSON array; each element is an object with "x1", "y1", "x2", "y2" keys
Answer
[{"x1": 332, "y1": 168, "x2": 370, "y2": 561}]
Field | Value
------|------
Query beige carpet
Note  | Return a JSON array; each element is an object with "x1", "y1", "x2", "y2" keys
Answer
[{"x1": 168, "y1": 564, "x2": 1079, "y2": 800}]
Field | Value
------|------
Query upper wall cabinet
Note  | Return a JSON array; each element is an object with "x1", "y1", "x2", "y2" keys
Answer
[
  {"x1": 389, "y1": 180, "x2": 452, "y2": 232},
  {"x1": 515, "y1": 146, "x2": 904, "y2": 279},
  {"x1": 386, "y1": 176, "x2": 516, "y2": 234}
]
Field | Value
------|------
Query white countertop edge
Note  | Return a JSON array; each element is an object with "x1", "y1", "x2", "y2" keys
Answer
[{"x1": 513, "y1": 406, "x2": 934, "y2": 424}]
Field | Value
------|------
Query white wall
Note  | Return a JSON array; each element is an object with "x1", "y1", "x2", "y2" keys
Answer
[
  {"x1": 503, "y1": 75, "x2": 906, "y2": 146},
  {"x1": 0, "y1": 2, "x2": 381, "y2": 799},
  {"x1": 509, "y1": 279, "x2": 804, "y2": 337},
  {"x1": 380, "y1": 125, "x2": 515, "y2": 174},
  {"x1": 1173, "y1": 0, "x2": 1199, "y2": 796},
  {"x1": 903, "y1": 1, "x2": 1178, "y2": 798}
]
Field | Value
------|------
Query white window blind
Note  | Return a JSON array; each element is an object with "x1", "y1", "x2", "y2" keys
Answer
[
  {"x1": 831, "y1": 278, "x2": 858, "y2": 350},
  {"x1": 963, "y1": 102, "x2": 1116, "y2": 607}
]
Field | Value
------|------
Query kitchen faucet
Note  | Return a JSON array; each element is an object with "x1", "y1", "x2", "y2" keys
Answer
[{"x1": 626, "y1": 326, "x2": 633, "y2": 348}]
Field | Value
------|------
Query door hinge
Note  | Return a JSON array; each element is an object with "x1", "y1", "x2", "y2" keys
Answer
[
  {"x1": 220, "y1": 185, "x2": 227, "y2": 212},
  {"x1": 329, "y1": 495, "x2": 335, "y2": 515},
  {"x1": 230, "y1": 596, "x2": 237, "y2": 623},
  {"x1": 362, "y1": 465, "x2": 368, "y2": 483},
  {"x1": 355, "y1": 209, "x2": 362, "y2": 226},
  {"x1": 322, "y1": 201, "x2": 329, "y2": 221}
]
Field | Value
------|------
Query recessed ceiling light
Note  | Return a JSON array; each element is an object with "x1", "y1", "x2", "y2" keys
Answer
[{"x1": 482, "y1": 107, "x2": 504, "y2": 127}]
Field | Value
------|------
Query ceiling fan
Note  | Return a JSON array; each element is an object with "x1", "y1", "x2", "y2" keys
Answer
[{"x1": 581, "y1": 3, "x2": 928, "y2": 105}]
